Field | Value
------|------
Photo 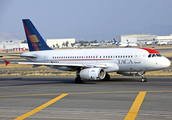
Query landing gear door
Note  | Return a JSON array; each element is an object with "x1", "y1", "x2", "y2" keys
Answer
[{"x1": 134, "y1": 51, "x2": 141, "y2": 63}]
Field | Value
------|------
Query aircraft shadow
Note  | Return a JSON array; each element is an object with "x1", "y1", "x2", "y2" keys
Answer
[{"x1": 0, "y1": 77, "x2": 141, "y2": 87}]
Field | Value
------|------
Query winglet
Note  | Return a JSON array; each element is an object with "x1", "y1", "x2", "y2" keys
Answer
[{"x1": 4, "y1": 59, "x2": 10, "y2": 66}]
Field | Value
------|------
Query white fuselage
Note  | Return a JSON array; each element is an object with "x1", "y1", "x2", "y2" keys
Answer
[{"x1": 21, "y1": 48, "x2": 170, "y2": 72}]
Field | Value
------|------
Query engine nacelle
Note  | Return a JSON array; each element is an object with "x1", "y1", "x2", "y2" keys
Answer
[
  {"x1": 79, "y1": 68, "x2": 106, "y2": 80},
  {"x1": 117, "y1": 72, "x2": 141, "y2": 76}
]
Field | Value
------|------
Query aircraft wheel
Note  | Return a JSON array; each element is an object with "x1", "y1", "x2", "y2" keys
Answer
[
  {"x1": 141, "y1": 78, "x2": 147, "y2": 82},
  {"x1": 75, "y1": 76, "x2": 84, "y2": 83}
]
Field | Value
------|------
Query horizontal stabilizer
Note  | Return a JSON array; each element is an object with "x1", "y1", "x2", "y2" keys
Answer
[
  {"x1": 4, "y1": 59, "x2": 10, "y2": 66},
  {"x1": 1, "y1": 54, "x2": 37, "y2": 58}
]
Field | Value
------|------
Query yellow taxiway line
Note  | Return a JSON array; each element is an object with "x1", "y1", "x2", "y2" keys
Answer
[
  {"x1": 124, "y1": 91, "x2": 146, "y2": 120},
  {"x1": 1, "y1": 90, "x2": 170, "y2": 120},
  {"x1": 13, "y1": 93, "x2": 68, "y2": 120}
]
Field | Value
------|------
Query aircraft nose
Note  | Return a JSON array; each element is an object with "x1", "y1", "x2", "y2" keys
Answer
[{"x1": 162, "y1": 57, "x2": 171, "y2": 68}]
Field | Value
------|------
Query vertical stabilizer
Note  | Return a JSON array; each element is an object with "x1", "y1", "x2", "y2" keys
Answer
[{"x1": 22, "y1": 19, "x2": 52, "y2": 51}]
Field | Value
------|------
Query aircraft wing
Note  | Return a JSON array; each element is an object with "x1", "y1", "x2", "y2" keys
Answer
[
  {"x1": 4, "y1": 60, "x2": 108, "y2": 68},
  {"x1": 14, "y1": 62, "x2": 85, "y2": 67}
]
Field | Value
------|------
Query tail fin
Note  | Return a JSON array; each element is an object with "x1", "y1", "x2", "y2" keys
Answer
[{"x1": 22, "y1": 19, "x2": 52, "y2": 51}]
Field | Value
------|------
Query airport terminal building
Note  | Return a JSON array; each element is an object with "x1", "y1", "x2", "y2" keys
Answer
[
  {"x1": 0, "y1": 41, "x2": 28, "y2": 51},
  {"x1": 116, "y1": 34, "x2": 172, "y2": 45}
]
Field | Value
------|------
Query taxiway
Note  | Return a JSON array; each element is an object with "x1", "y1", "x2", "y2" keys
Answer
[{"x1": 0, "y1": 76, "x2": 172, "y2": 120}]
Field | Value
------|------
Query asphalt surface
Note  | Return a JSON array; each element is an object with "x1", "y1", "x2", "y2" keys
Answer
[
  {"x1": 0, "y1": 76, "x2": 172, "y2": 120},
  {"x1": 155, "y1": 49, "x2": 172, "y2": 53}
]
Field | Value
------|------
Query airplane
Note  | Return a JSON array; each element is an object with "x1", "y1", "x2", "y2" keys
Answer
[
  {"x1": 145, "y1": 41, "x2": 154, "y2": 45},
  {"x1": 157, "y1": 41, "x2": 168, "y2": 45},
  {"x1": 113, "y1": 38, "x2": 138, "y2": 47},
  {"x1": 4, "y1": 19, "x2": 171, "y2": 83},
  {"x1": 145, "y1": 39, "x2": 158, "y2": 45}
]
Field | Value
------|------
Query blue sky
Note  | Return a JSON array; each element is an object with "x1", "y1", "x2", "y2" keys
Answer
[{"x1": 0, "y1": 0, "x2": 172, "y2": 41}]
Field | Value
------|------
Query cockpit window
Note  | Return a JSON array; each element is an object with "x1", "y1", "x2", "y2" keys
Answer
[
  {"x1": 156, "y1": 54, "x2": 162, "y2": 57},
  {"x1": 148, "y1": 54, "x2": 151, "y2": 57},
  {"x1": 148, "y1": 54, "x2": 162, "y2": 58},
  {"x1": 152, "y1": 54, "x2": 156, "y2": 57}
]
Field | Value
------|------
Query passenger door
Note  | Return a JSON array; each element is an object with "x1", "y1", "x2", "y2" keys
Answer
[{"x1": 134, "y1": 51, "x2": 141, "y2": 63}]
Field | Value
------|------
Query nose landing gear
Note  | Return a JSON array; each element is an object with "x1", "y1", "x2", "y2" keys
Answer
[
  {"x1": 141, "y1": 77, "x2": 147, "y2": 82},
  {"x1": 140, "y1": 71, "x2": 147, "y2": 82}
]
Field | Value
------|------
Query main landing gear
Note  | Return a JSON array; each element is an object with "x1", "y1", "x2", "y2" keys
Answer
[
  {"x1": 102, "y1": 73, "x2": 110, "y2": 81},
  {"x1": 140, "y1": 71, "x2": 147, "y2": 82},
  {"x1": 75, "y1": 76, "x2": 84, "y2": 83},
  {"x1": 75, "y1": 70, "x2": 84, "y2": 83}
]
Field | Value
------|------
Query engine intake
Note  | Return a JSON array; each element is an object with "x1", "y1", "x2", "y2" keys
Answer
[{"x1": 79, "y1": 68, "x2": 106, "y2": 80}]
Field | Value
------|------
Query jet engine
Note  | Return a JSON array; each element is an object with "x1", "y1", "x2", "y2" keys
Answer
[
  {"x1": 79, "y1": 68, "x2": 106, "y2": 80},
  {"x1": 117, "y1": 72, "x2": 141, "y2": 76}
]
